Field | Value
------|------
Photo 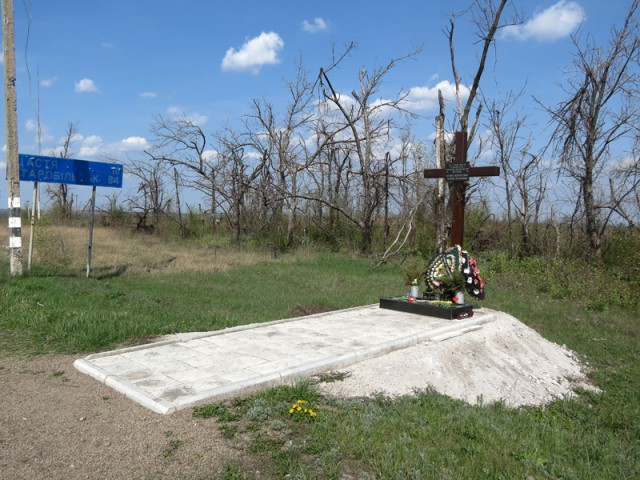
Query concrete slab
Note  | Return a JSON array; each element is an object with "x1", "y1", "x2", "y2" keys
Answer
[{"x1": 74, "y1": 305, "x2": 495, "y2": 414}]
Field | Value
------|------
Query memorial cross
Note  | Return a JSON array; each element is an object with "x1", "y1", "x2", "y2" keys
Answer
[{"x1": 423, "y1": 131, "x2": 500, "y2": 248}]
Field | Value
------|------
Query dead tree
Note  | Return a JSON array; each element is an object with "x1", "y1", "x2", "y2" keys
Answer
[
  {"x1": 317, "y1": 50, "x2": 419, "y2": 253},
  {"x1": 434, "y1": 0, "x2": 517, "y2": 252},
  {"x1": 484, "y1": 92, "x2": 549, "y2": 256},
  {"x1": 214, "y1": 129, "x2": 263, "y2": 244},
  {"x1": 48, "y1": 122, "x2": 77, "y2": 219},
  {"x1": 125, "y1": 157, "x2": 171, "y2": 233},
  {"x1": 545, "y1": 0, "x2": 640, "y2": 257},
  {"x1": 244, "y1": 61, "x2": 318, "y2": 246},
  {"x1": 145, "y1": 115, "x2": 219, "y2": 233}
]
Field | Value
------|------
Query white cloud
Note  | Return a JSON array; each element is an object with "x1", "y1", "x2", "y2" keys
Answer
[
  {"x1": 117, "y1": 136, "x2": 149, "y2": 151},
  {"x1": 614, "y1": 156, "x2": 639, "y2": 172},
  {"x1": 316, "y1": 92, "x2": 357, "y2": 114},
  {"x1": 23, "y1": 119, "x2": 56, "y2": 145},
  {"x1": 40, "y1": 76, "x2": 57, "y2": 88},
  {"x1": 302, "y1": 17, "x2": 329, "y2": 33},
  {"x1": 140, "y1": 91, "x2": 157, "y2": 99},
  {"x1": 221, "y1": 31, "x2": 284, "y2": 74},
  {"x1": 77, "y1": 134, "x2": 103, "y2": 157},
  {"x1": 202, "y1": 150, "x2": 217, "y2": 161},
  {"x1": 21, "y1": 127, "x2": 149, "y2": 161},
  {"x1": 501, "y1": 1, "x2": 585, "y2": 42},
  {"x1": 405, "y1": 80, "x2": 470, "y2": 111},
  {"x1": 74, "y1": 78, "x2": 99, "y2": 93},
  {"x1": 167, "y1": 106, "x2": 208, "y2": 126}
]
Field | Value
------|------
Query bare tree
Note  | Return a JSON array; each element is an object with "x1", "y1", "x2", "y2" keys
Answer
[
  {"x1": 608, "y1": 134, "x2": 640, "y2": 227},
  {"x1": 145, "y1": 115, "x2": 219, "y2": 232},
  {"x1": 244, "y1": 61, "x2": 320, "y2": 246},
  {"x1": 546, "y1": 0, "x2": 639, "y2": 257},
  {"x1": 125, "y1": 157, "x2": 171, "y2": 233},
  {"x1": 433, "y1": 91, "x2": 450, "y2": 251},
  {"x1": 448, "y1": 0, "x2": 516, "y2": 142},
  {"x1": 316, "y1": 51, "x2": 419, "y2": 252},
  {"x1": 484, "y1": 92, "x2": 549, "y2": 256},
  {"x1": 214, "y1": 128, "x2": 263, "y2": 244},
  {"x1": 48, "y1": 122, "x2": 77, "y2": 218},
  {"x1": 432, "y1": 0, "x2": 516, "y2": 252}
]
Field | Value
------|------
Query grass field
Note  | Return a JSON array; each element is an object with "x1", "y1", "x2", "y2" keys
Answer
[{"x1": 1, "y1": 227, "x2": 638, "y2": 479}]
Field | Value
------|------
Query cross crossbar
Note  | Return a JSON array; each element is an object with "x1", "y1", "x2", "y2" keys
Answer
[{"x1": 423, "y1": 131, "x2": 500, "y2": 247}]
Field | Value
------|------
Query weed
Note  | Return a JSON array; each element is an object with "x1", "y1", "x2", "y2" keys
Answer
[
  {"x1": 51, "y1": 370, "x2": 70, "y2": 383},
  {"x1": 244, "y1": 422, "x2": 262, "y2": 433},
  {"x1": 192, "y1": 403, "x2": 240, "y2": 422},
  {"x1": 249, "y1": 433, "x2": 283, "y2": 453},
  {"x1": 314, "y1": 370, "x2": 351, "y2": 383},
  {"x1": 161, "y1": 431, "x2": 184, "y2": 459},
  {"x1": 288, "y1": 399, "x2": 318, "y2": 420},
  {"x1": 219, "y1": 424, "x2": 238, "y2": 439},
  {"x1": 221, "y1": 465, "x2": 247, "y2": 480},
  {"x1": 246, "y1": 399, "x2": 272, "y2": 422},
  {"x1": 269, "y1": 419, "x2": 288, "y2": 431},
  {"x1": 192, "y1": 403, "x2": 226, "y2": 419},
  {"x1": 162, "y1": 439, "x2": 184, "y2": 459}
]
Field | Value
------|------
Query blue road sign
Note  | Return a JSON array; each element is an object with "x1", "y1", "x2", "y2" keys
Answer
[{"x1": 18, "y1": 154, "x2": 123, "y2": 188}]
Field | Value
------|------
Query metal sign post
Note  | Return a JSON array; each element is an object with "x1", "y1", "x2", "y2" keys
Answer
[
  {"x1": 18, "y1": 153, "x2": 123, "y2": 276},
  {"x1": 28, "y1": 181, "x2": 38, "y2": 270},
  {"x1": 86, "y1": 186, "x2": 97, "y2": 277}
]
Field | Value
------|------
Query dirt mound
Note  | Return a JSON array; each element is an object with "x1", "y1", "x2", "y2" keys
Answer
[{"x1": 318, "y1": 310, "x2": 596, "y2": 406}]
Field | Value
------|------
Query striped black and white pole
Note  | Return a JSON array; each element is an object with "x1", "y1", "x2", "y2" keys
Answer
[{"x1": 8, "y1": 194, "x2": 23, "y2": 274}]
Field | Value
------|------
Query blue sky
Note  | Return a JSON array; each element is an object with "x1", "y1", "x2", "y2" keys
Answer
[{"x1": 0, "y1": 0, "x2": 634, "y2": 207}]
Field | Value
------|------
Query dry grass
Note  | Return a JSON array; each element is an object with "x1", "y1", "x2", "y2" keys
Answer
[{"x1": 18, "y1": 225, "x2": 312, "y2": 275}]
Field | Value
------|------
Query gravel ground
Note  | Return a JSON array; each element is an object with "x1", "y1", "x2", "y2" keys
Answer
[
  {"x1": 0, "y1": 354, "x2": 255, "y2": 480},
  {"x1": 0, "y1": 310, "x2": 596, "y2": 479}
]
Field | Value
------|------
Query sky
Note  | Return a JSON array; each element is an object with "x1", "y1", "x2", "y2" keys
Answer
[{"x1": 0, "y1": 0, "x2": 635, "y2": 209}]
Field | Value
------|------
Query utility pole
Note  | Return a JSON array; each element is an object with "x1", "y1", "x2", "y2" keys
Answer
[{"x1": 2, "y1": 0, "x2": 23, "y2": 275}]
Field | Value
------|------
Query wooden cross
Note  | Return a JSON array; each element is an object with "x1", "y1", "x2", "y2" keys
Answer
[{"x1": 423, "y1": 131, "x2": 500, "y2": 248}]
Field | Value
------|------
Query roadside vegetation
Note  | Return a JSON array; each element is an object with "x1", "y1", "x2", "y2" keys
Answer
[{"x1": 1, "y1": 221, "x2": 638, "y2": 478}]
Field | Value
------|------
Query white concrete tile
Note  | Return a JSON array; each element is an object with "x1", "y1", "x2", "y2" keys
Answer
[
  {"x1": 165, "y1": 367, "x2": 227, "y2": 384},
  {"x1": 216, "y1": 368, "x2": 262, "y2": 383},
  {"x1": 75, "y1": 305, "x2": 496, "y2": 415}
]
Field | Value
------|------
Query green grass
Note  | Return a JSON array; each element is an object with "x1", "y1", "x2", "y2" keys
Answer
[
  {"x1": 1, "y1": 248, "x2": 638, "y2": 478},
  {"x1": 0, "y1": 251, "x2": 399, "y2": 354},
  {"x1": 190, "y1": 276, "x2": 639, "y2": 479},
  {"x1": 187, "y1": 255, "x2": 638, "y2": 479}
]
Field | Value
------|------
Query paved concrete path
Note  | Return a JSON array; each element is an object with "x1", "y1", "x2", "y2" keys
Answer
[{"x1": 74, "y1": 305, "x2": 495, "y2": 414}]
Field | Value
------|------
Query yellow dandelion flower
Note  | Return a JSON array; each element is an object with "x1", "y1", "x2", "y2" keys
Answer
[{"x1": 289, "y1": 408, "x2": 294, "y2": 414}]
